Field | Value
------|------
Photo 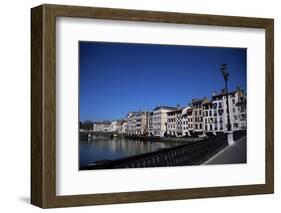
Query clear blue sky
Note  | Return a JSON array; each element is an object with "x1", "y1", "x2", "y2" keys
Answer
[{"x1": 79, "y1": 41, "x2": 246, "y2": 122}]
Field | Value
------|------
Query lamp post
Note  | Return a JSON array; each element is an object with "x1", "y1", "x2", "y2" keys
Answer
[{"x1": 220, "y1": 64, "x2": 234, "y2": 146}]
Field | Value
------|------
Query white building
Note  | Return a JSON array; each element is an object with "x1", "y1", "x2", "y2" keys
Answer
[
  {"x1": 126, "y1": 112, "x2": 136, "y2": 135},
  {"x1": 167, "y1": 108, "x2": 182, "y2": 136},
  {"x1": 92, "y1": 121, "x2": 112, "y2": 132},
  {"x1": 115, "y1": 120, "x2": 123, "y2": 133},
  {"x1": 135, "y1": 111, "x2": 149, "y2": 135},
  {"x1": 152, "y1": 106, "x2": 176, "y2": 137},
  {"x1": 110, "y1": 120, "x2": 117, "y2": 132},
  {"x1": 148, "y1": 112, "x2": 153, "y2": 136},
  {"x1": 182, "y1": 106, "x2": 192, "y2": 136},
  {"x1": 121, "y1": 120, "x2": 127, "y2": 133},
  {"x1": 212, "y1": 87, "x2": 246, "y2": 133},
  {"x1": 93, "y1": 122, "x2": 102, "y2": 132}
]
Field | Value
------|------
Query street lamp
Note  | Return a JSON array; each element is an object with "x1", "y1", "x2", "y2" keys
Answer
[{"x1": 220, "y1": 64, "x2": 234, "y2": 146}]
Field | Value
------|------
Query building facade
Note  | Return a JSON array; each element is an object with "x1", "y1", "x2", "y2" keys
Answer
[
  {"x1": 167, "y1": 108, "x2": 182, "y2": 136},
  {"x1": 126, "y1": 112, "x2": 136, "y2": 135},
  {"x1": 192, "y1": 98, "x2": 208, "y2": 136},
  {"x1": 121, "y1": 120, "x2": 128, "y2": 133},
  {"x1": 202, "y1": 100, "x2": 215, "y2": 136},
  {"x1": 152, "y1": 106, "x2": 176, "y2": 137},
  {"x1": 148, "y1": 112, "x2": 153, "y2": 136},
  {"x1": 236, "y1": 96, "x2": 247, "y2": 130},
  {"x1": 135, "y1": 111, "x2": 149, "y2": 135},
  {"x1": 212, "y1": 87, "x2": 246, "y2": 133},
  {"x1": 126, "y1": 111, "x2": 149, "y2": 135},
  {"x1": 92, "y1": 121, "x2": 112, "y2": 132}
]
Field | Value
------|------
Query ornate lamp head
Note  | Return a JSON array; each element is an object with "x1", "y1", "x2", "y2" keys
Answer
[{"x1": 220, "y1": 63, "x2": 229, "y2": 82}]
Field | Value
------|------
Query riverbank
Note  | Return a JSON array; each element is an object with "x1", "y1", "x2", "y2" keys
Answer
[
  {"x1": 80, "y1": 131, "x2": 202, "y2": 143},
  {"x1": 122, "y1": 135, "x2": 202, "y2": 143}
]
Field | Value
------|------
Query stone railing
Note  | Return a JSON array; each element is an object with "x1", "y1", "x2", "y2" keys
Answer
[
  {"x1": 233, "y1": 130, "x2": 247, "y2": 141},
  {"x1": 80, "y1": 133, "x2": 234, "y2": 170}
]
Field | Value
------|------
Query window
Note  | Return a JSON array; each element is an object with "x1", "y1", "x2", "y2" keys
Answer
[
  {"x1": 205, "y1": 125, "x2": 207, "y2": 131},
  {"x1": 240, "y1": 114, "x2": 246, "y2": 121},
  {"x1": 232, "y1": 99, "x2": 235, "y2": 104},
  {"x1": 213, "y1": 103, "x2": 217, "y2": 109},
  {"x1": 195, "y1": 124, "x2": 198, "y2": 129},
  {"x1": 199, "y1": 124, "x2": 202, "y2": 129},
  {"x1": 219, "y1": 102, "x2": 222, "y2": 109},
  {"x1": 210, "y1": 110, "x2": 212, "y2": 116},
  {"x1": 195, "y1": 111, "x2": 197, "y2": 116},
  {"x1": 233, "y1": 108, "x2": 236, "y2": 113},
  {"x1": 206, "y1": 111, "x2": 208, "y2": 117},
  {"x1": 234, "y1": 115, "x2": 238, "y2": 120}
]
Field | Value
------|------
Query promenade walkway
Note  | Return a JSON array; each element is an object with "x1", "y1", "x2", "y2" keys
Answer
[{"x1": 203, "y1": 136, "x2": 246, "y2": 165}]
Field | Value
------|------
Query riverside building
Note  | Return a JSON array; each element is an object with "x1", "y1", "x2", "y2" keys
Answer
[{"x1": 152, "y1": 106, "x2": 176, "y2": 137}]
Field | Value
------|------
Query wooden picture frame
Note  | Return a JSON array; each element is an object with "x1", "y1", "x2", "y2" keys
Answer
[{"x1": 31, "y1": 4, "x2": 274, "y2": 208}]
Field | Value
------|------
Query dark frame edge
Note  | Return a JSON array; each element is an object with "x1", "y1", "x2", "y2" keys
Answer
[
  {"x1": 31, "y1": 4, "x2": 57, "y2": 208},
  {"x1": 31, "y1": 5, "x2": 44, "y2": 208},
  {"x1": 265, "y1": 19, "x2": 274, "y2": 194},
  {"x1": 44, "y1": 184, "x2": 270, "y2": 208}
]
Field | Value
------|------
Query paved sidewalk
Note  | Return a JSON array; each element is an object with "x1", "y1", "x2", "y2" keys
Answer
[{"x1": 204, "y1": 136, "x2": 247, "y2": 165}]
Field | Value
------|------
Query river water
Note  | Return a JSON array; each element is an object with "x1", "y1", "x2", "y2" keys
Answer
[{"x1": 79, "y1": 137, "x2": 185, "y2": 168}]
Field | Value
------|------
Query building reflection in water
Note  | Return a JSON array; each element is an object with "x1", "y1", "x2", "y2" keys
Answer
[{"x1": 79, "y1": 137, "x2": 182, "y2": 168}]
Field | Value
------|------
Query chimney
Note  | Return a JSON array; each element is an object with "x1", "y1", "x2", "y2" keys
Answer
[{"x1": 236, "y1": 86, "x2": 241, "y2": 92}]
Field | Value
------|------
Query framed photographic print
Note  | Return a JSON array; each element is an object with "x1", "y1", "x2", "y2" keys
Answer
[{"x1": 31, "y1": 4, "x2": 274, "y2": 208}]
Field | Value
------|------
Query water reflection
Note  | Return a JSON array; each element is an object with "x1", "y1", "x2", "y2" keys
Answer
[{"x1": 79, "y1": 137, "x2": 183, "y2": 167}]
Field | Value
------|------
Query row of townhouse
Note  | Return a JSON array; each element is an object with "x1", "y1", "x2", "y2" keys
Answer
[
  {"x1": 166, "y1": 87, "x2": 247, "y2": 137},
  {"x1": 92, "y1": 87, "x2": 246, "y2": 137}
]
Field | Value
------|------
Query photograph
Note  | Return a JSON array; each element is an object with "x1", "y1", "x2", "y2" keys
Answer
[{"x1": 78, "y1": 41, "x2": 247, "y2": 170}]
